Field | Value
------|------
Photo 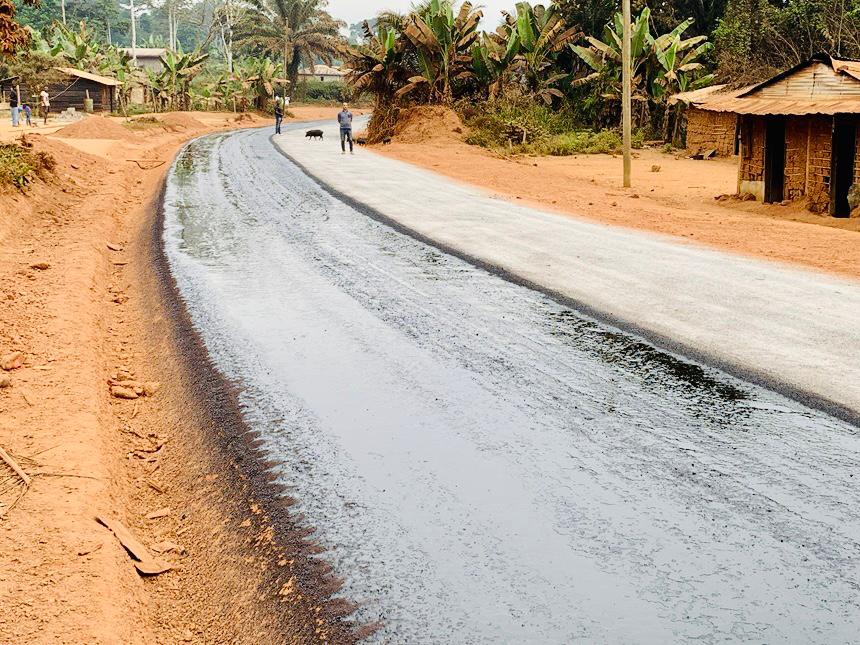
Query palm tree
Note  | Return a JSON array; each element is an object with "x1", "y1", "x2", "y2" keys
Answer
[{"x1": 238, "y1": 0, "x2": 344, "y2": 89}]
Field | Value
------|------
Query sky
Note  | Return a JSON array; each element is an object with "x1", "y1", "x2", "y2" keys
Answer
[{"x1": 327, "y1": 0, "x2": 512, "y2": 27}]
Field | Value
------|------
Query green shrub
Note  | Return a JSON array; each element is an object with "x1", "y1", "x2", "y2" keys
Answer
[
  {"x1": 0, "y1": 143, "x2": 55, "y2": 191},
  {"x1": 462, "y1": 99, "x2": 646, "y2": 156}
]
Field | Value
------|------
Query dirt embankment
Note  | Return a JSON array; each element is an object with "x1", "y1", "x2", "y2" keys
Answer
[
  {"x1": 0, "y1": 108, "x2": 361, "y2": 643},
  {"x1": 374, "y1": 108, "x2": 860, "y2": 280}
]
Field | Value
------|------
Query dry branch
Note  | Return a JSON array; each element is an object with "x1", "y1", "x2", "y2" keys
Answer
[{"x1": 0, "y1": 445, "x2": 31, "y2": 486}]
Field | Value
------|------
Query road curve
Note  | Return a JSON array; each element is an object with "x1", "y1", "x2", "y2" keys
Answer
[
  {"x1": 163, "y1": 125, "x2": 860, "y2": 643},
  {"x1": 276, "y1": 124, "x2": 860, "y2": 423}
]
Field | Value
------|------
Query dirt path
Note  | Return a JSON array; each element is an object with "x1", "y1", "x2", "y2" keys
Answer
[
  {"x1": 374, "y1": 139, "x2": 860, "y2": 279},
  {"x1": 0, "y1": 108, "x2": 357, "y2": 643}
]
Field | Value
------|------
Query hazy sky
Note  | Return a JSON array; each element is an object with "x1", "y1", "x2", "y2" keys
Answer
[{"x1": 327, "y1": 0, "x2": 512, "y2": 27}]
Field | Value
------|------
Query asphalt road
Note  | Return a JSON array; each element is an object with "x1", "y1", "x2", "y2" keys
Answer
[
  {"x1": 163, "y1": 125, "x2": 860, "y2": 643},
  {"x1": 277, "y1": 122, "x2": 860, "y2": 422}
]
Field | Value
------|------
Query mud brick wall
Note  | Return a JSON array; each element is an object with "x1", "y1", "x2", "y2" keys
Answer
[
  {"x1": 807, "y1": 116, "x2": 833, "y2": 212},
  {"x1": 686, "y1": 109, "x2": 737, "y2": 156},
  {"x1": 739, "y1": 118, "x2": 764, "y2": 182},
  {"x1": 784, "y1": 117, "x2": 808, "y2": 200}
]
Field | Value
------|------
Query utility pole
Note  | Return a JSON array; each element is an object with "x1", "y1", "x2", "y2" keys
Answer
[
  {"x1": 130, "y1": 0, "x2": 138, "y2": 66},
  {"x1": 621, "y1": 0, "x2": 632, "y2": 188},
  {"x1": 61, "y1": 0, "x2": 66, "y2": 24}
]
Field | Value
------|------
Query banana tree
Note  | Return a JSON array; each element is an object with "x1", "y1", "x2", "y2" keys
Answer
[
  {"x1": 397, "y1": 0, "x2": 483, "y2": 103},
  {"x1": 345, "y1": 21, "x2": 406, "y2": 104},
  {"x1": 507, "y1": 2, "x2": 581, "y2": 104},
  {"x1": 238, "y1": 56, "x2": 289, "y2": 110},
  {"x1": 48, "y1": 21, "x2": 105, "y2": 71},
  {"x1": 154, "y1": 48, "x2": 209, "y2": 111},
  {"x1": 470, "y1": 26, "x2": 520, "y2": 99},
  {"x1": 571, "y1": 7, "x2": 653, "y2": 104},
  {"x1": 571, "y1": 8, "x2": 715, "y2": 128}
]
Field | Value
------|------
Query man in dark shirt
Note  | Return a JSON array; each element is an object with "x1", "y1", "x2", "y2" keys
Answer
[
  {"x1": 338, "y1": 103, "x2": 354, "y2": 154},
  {"x1": 274, "y1": 99, "x2": 283, "y2": 135}
]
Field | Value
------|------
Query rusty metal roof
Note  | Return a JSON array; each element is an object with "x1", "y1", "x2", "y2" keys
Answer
[
  {"x1": 668, "y1": 85, "x2": 728, "y2": 105},
  {"x1": 56, "y1": 67, "x2": 123, "y2": 87},
  {"x1": 681, "y1": 53, "x2": 860, "y2": 114},
  {"x1": 696, "y1": 96, "x2": 860, "y2": 115}
]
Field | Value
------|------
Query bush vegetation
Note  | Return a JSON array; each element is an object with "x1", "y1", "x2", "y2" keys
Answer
[
  {"x1": 0, "y1": 143, "x2": 55, "y2": 191},
  {"x1": 462, "y1": 99, "x2": 644, "y2": 155}
]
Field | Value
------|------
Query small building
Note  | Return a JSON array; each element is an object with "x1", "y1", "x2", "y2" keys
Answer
[
  {"x1": 297, "y1": 65, "x2": 346, "y2": 83},
  {"x1": 121, "y1": 48, "x2": 167, "y2": 73},
  {"x1": 679, "y1": 53, "x2": 860, "y2": 217},
  {"x1": 1, "y1": 67, "x2": 121, "y2": 113},
  {"x1": 670, "y1": 85, "x2": 740, "y2": 157}
]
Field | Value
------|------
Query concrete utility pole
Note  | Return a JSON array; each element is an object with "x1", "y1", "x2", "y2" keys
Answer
[
  {"x1": 130, "y1": 0, "x2": 138, "y2": 66},
  {"x1": 621, "y1": 0, "x2": 632, "y2": 188},
  {"x1": 61, "y1": 0, "x2": 66, "y2": 24}
]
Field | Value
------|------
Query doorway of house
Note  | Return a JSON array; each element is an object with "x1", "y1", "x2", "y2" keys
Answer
[
  {"x1": 831, "y1": 116, "x2": 856, "y2": 218},
  {"x1": 764, "y1": 118, "x2": 786, "y2": 203}
]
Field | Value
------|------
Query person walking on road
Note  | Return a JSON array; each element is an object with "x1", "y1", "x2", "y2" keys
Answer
[
  {"x1": 338, "y1": 103, "x2": 354, "y2": 155},
  {"x1": 39, "y1": 88, "x2": 50, "y2": 125},
  {"x1": 9, "y1": 91, "x2": 19, "y2": 127},
  {"x1": 22, "y1": 103, "x2": 32, "y2": 127},
  {"x1": 274, "y1": 99, "x2": 283, "y2": 135}
]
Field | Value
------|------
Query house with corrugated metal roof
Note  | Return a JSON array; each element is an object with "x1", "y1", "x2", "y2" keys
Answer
[
  {"x1": 673, "y1": 53, "x2": 860, "y2": 217},
  {"x1": 1, "y1": 67, "x2": 122, "y2": 114}
]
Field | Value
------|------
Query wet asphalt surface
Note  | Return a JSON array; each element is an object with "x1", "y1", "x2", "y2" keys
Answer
[{"x1": 163, "y1": 125, "x2": 860, "y2": 643}]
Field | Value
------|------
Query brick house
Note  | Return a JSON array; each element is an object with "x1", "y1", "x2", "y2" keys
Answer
[{"x1": 675, "y1": 53, "x2": 860, "y2": 217}]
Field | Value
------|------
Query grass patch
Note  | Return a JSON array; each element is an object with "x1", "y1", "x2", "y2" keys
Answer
[
  {"x1": 461, "y1": 99, "x2": 645, "y2": 156},
  {"x1": 0, "y1": 143, "x2": 55, "y2": 191},
  {"x1": 124, "y1": 115, "x2": 162, "y2": 131}
]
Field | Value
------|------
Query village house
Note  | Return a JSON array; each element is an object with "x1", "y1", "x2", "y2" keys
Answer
[
  {"x1": 121, "y1": 48, "x2": 168, "y2": 73},
  {"x1": 674, "y1": 53, "x2": 860, "y2": 217},
  {"x1": 1, "y1": 67, "x2": 121, "y2": 113},
  {"x1": 670, "y1": 84, "x2": 739, "y2": 157},
  {"x1": 297, "y1": 64, "x2": 346, "y2": 83}
]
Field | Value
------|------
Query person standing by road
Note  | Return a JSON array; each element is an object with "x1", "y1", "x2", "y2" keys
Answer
[
  {"x1": 274, "y1": 98, "x2": 283, "y2": 135},
  {"x1": 39, "y1": 88, "x2": 50, "y2": 125},
  {"x1": 9, "y1": 91, "x2": 19, "y2": 127},
  {"x1": 338, "y1": 102, "x2": 354, "y2": 155}
]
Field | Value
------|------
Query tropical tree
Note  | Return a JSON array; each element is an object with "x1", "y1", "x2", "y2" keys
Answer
[
  {"x1": 237, "y1": 0, "x2": 344, "y2": 89},
  {"x1": 149, "y1": 47, "x2": 209, "y2": 110},
  {"x1": 344, "y1": 21, "x2": 409, "y2": 141},
  {"x1": 0, "y1": 0, "x2": 37, "y2": 56},
  {"x1": 470, "y1": 26, "x2": 520, "y2": 99},
  {"x1": 237, "y1": 55, "x2": 289, "y2": 109},
  {"x1": 571, "y1": 8, "x2": 715, "y2": 127},
  {"x1": 505, "y1": 2, "x2": 581, "y2": 104},
  {"x1": 345, "y1": 22, "x2": 405, "y2": 107},
  {"x1": 395, "y1": 0, "x2": 483, "y2": 103}
]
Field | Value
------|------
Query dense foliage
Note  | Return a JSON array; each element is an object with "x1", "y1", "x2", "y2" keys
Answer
[
  {"x1": 3, "y1": 0, "x2": 859, "y2": 149},
  {"x1": 345, "y1": 0, "x2": 713, "y2": 141}
]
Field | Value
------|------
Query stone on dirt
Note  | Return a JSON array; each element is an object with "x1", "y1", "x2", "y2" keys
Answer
[
  {"x1": 1, "y1": 352, "x2": 24, "y2": 371},
  {"x1": 142, "y1": 381, "x2": 161, "y2": 397},
  {"x1": 0, "y1": 375, "x2": 12, "y2": 388},
  {"x1": 30, "y1": 262, "x2": 50, "y2": 271},
  {"x1": 111, "y1": 385, "x2": 139, "y2": 400}
]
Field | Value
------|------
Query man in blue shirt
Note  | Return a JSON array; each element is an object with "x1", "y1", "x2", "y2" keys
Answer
[{"x1": 338, "y1": 103, "x2": 354, "y2": 154}]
